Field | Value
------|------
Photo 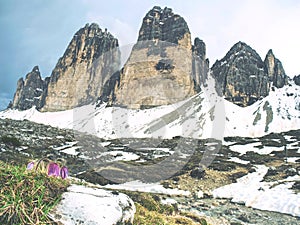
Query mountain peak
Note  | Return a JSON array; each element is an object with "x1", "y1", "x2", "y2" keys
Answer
[
  {"x1": 41, "y1": 23, "x2": 119, "y2": 111},
  {"x1": 212, "y1": 41, "x2": 288, "y2": 107},
  {"x1": 137, "y1": 5, "x2": 190, "y2": 47},
  {"x1": 266, "y1": 49, "x2": 274, "y2": 56},
  {"x1": 264, "y1": 49, "x2": 287, "y2": 88},
  {"x1": 32, "y1": 65, "x2": 39, "y2": 73},
  {"x1": 212, "y1": 41, "x2": 268, "y2": 106},
  {"x1": 103, "y1": 6, "x2": 205, "y2": 109},
  {"x1": 10, "y1": 66, "x2": 46, "y2": 110},
  {"x1": 228, "y1": 41, "x2": 260, "y2": 57}
]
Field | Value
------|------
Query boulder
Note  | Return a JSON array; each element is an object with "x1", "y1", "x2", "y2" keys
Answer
[{"x1": 49, "y1": 184, "x2": 135, "y2": 225}]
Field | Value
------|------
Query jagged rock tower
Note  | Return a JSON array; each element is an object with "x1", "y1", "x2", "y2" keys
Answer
[
  {"x1": 10, "y1": 6, "x2": 289, "y2": 111},
  {"x1": 41, "y1": 23, "x2": 119, "y2": 111},
  {"x1": 9, "y1": 7, "x2": 209, "y2": 111},
  {"x1": 10, "y1": 24, "x2": 119, "y2": 112},
  {"x1": 108, "y1": 6, "x2": 208, "y2": 108},
  {"x1": 10, "y1": 66, "x2": 47, "y2": 110}
]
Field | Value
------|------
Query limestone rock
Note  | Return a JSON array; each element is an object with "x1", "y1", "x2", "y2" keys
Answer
[
  {"x1": 193, "y1": 37, "x2": 206, "y2": 61},
  {"x1": 42, "y1": 23, "x2": 119, "y2": 111},
  {"x1": 10, "y1": 66, "x2": 46, "y2": 110},
  {"x1": 137, "y1": 6, "x2": 190, "y2": 47},
  {"x1": 264, "y1": 49, "x2": 287, "y2": 88},
  {"x1": 212, "y1": 42, "x2": 289, "y2": 107},
  {"x1": 212, "y1": 42, "x2": 269, "y2": 107},
  {"x1": 49, "y1": 184, "x2": 135, "y2": 225},
  {"x1": 106, "y1": 6, "x2": 207, "y2": 108},
  {"x1": 293, "y1": 75, "x2": 300, "y2": 86},
  {"x1": 192, "y1": 37, "x2": 209, "y2": 92}
]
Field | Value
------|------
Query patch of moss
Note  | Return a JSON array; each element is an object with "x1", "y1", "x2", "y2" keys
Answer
[
  {"x1": 1, "y1": 135, "x2": 21, "y2": 147},
  {"x1": 263, "y1": 101, "x2": 273, "y2": 132},
  {"x1": 252, "y1": 112, "x2": 261, "y2": 125}
]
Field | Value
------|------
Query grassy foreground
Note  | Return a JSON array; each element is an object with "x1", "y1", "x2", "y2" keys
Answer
[
  {"x1": 0, "y1": 161, "x2": 210, "y2": 225},
  {"x1": 0, "y1": 161, "x2": 69, "y2": 224}
]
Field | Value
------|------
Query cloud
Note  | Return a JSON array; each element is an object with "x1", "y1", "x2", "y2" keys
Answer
[{"x1": 189, "y1": 0, "x2": 300, "y2": 76}]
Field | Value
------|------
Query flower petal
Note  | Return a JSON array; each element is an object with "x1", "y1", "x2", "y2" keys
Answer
[
  {"x1": 27, "y1": 162, "x2": 34, "y2": 170},
  {"x1": 48, "y1": 162, "x2": 60, "y2": 177},
  {"x1": 60, "y1": 166, "x2": 69, "y2": 179}
]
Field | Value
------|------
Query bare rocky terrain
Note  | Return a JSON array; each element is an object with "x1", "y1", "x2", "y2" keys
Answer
[{"x1": 1, "y1": 118, "x2": 299, "y2": 224}]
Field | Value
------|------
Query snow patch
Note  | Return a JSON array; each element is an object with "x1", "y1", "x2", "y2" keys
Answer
[
  {"x1": 228, "y1": 157, "x2": 250, "y2": 165},
  {"x1": 213, "y1": 165, "x2": 300, "y2": 217},
  {"x1": 105, "y1": 180, "x2": 190, "y2": 196},
  {"x1": 49, "y1": 184, "x2": 135, "y2": 225}
]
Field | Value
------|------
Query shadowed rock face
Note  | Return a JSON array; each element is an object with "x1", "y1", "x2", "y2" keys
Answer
[
  {"x1": 10, "y1": 66, "x2": 46, "y2": 110},
  {"x1": 41, "y1": 23, "x2": 120, "y2": 112},
  {"x1": 212, "y1": 42, "x2": 287, "y2": 107},
  {"x1": 104, "y1": 6, "x2": 208, "y2": 109},
  {"x1": 294, "y1": 74, "x2": 300, "y2": 86},
  {"x1": 137, "y1": 6, "x2": 190, "y2": 46},
  {"x1": 264, "y1": 49, "x2": 287, "y2": 88}
]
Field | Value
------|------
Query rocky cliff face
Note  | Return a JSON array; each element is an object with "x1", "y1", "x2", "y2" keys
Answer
[
  {"x1": 9, "y1": 6, "x2": 291, "y2": 111},
  {"x1": 10, "y1": 66, "x2": 46, "y2": 110},
  {"x1": 212, "y1": 42, "x2": 287, "y2": 107},
  {"x1": 264, "y1": 49, "x2": 287, "y2": 88},
  {"x1": 42, "y1": 23, "x2": 119, "y2": 111},
  {"x1": 106, "y1": 6, "x2": 208, "y2": 108},
  {"x1": 10, "y1": 24, "x2": 119, "y2": 112}
]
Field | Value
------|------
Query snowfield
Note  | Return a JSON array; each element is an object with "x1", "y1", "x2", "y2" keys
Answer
[
  {"x1": 1, "y1": 80, "x2": 299, "y2": 140},
  {"x1": 212, "y1": 165, "x2": 300, "y2": 217},
  {"x1": 105, "y1": 180, "x2": 191, "y2": 196}
]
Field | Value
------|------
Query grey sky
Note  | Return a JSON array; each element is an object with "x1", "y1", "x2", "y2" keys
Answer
[{"x1": 0, "y1": 0, "x2": 300, "y2": 110}]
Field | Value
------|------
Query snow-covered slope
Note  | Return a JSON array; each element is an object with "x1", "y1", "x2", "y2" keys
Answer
[
  {"x1": 1, "y1": 79, "x2": 299, "y2": 139},
  {"x1": 224, "y1": 82, "x2": 300, "y2": 137}
]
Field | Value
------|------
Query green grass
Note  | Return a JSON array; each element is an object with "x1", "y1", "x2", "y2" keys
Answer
[
  {"x1": 0, "y1": 161, "x2": 69, "y2": 224},
  {"x1": 0, "y1": 160, "x2": 210, "y2": 224}
]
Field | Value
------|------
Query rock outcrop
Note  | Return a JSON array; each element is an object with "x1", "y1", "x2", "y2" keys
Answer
[
  {"x1": 293, "y1": 74, "x2": 300, "y2": 86},
  {"x1": 104, "y1": 6, "x2": 208, "y2": 108},
  {"x1": 137, "y1": 6, "x2": 190, "y2": 47},
  {"x1": 264, "y1": 49, "x2": 287, "y2": 88},
  {"x1": 49, "y1": 185, "x2": 135, "y2": 225},
  {"x1": 212, "y1": 42, "x2": 269, "y2": 106},
  {"x1": 10, "y1": 66, "x2": 46, "y2": 110},
  {"x1": 42, "y1": 23, "x2": 119, "y2": 111},
  {"x1": 212, "y1": 42, "x2": 287, "y2": 107}
]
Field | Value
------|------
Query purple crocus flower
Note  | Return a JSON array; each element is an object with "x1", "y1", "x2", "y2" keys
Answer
[
  {"x1": 47, "y1": 162, "x2": 60, "y2": 177},
  {"x1": 27, "y1": 161, "x2": 34, "y2": 170},
  {"x1": 60, "y1": 166, "x2": 68, "y2": 179}
]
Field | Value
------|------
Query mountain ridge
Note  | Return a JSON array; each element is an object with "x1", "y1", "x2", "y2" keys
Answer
[{"x1": 8, "y1": 6, "x2": 295, "y2": 111}]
